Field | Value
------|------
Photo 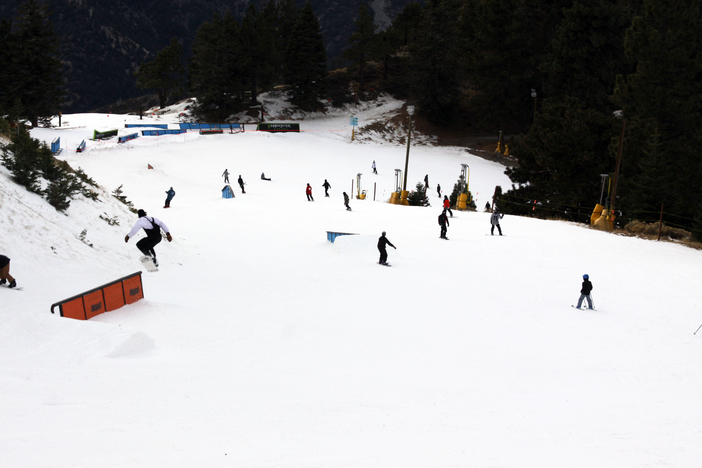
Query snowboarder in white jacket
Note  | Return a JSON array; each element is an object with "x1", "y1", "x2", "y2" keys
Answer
[{"x1": 125, "y1": 209, "x2": 172, "y2": 266}]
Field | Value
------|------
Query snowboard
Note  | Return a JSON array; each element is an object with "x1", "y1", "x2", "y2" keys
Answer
[
  {"x1": 377, "y1": 262, "x2": 392, "y2": 267},
  {"x1": 1, "y1": 284, "x2": 23, "y2": 291},
  {"x1": 140, "y1": 255, "x2": 158, "y2": 272}
]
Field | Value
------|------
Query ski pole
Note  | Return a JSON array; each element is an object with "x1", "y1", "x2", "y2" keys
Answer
[{"x1": 694, "y1": 323, "x2": 702, "y2": 335}]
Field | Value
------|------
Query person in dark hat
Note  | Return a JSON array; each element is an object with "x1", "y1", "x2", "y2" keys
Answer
[
  {"x1": 575, "y1": 274, "x2": 594, "y2": 309},
  {"x1": 439, "y1": 209, "x2": 449, "y2": 239},
  {"x1": 125, "y1": 209, "x2": 172, "y2": 267},
  {"x1": 0, "y1": 254, "x2": 16, "y2": 288}
]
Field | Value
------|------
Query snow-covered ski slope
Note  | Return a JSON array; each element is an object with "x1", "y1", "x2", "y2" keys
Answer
[{"x1": 1, "y1": 95, "x2": 701, "y2": 467}]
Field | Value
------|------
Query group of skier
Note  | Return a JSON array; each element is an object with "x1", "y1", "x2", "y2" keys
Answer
[{"x1": 117, "y1": 165, "x2": 590, "y2": 310}]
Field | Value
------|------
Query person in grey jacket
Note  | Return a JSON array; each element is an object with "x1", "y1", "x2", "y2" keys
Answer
[{"x1": 490, "y1": 209, "x2": 504, "y2": 235}]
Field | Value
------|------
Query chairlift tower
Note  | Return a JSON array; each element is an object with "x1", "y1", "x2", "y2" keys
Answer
[
  {"x1": 460, "y1": 164, "x2": 470, "y2": 192},
  {"x1": 394, "y1": 169, "x2": 403, "y2": 193}
]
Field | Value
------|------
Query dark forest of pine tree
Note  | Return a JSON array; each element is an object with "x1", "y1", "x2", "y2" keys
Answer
[{"x1": 2, "y1": 0, "x2": 702, "y2": 238}]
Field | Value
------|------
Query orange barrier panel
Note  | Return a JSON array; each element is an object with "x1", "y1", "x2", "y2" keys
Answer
[
  {"x1": 84, "y1": 290, "x2": 105, "y2": 320},
  {"x1": 51, "y1": 272, "x2": 144, "y2": 320},
  {"x1": 60, "y1": 297, "x2": 87, "y2": 320},
  {"x1": 103, "y1": 282, "x2": 126, "y2": 312},
  {"x1": 122, "y1": 275, "x2": 143, "y2": 305}
]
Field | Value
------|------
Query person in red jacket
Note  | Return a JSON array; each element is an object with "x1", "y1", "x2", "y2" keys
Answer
[
  {"x1": 306, "y1": 183, "x2": 314, "y2": 201},
  {"x1": 443, "y1": 195, "x2": 453, "y2": 217}
]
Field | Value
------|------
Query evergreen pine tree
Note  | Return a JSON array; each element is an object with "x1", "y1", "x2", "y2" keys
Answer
[
  {"x1": 612, "y1": 0, "x2": 702, "y2": 227},
  {"x1": 343, "y1": 3, "x2": 378, "y2": 96},
  {"x1": 408, "y1": 181, "x2": 430, "y2": 206},
  {"x1": 461, "y1": 0, "x2": 568, "y2": 129},
  {"x1": 241, "y1": 3, "x2": 276, "y2": 105},
  {"x1": 274, "y1": 0, "x2": 299, "y2": 83},
  {"x1": 285, "y1": 1, "x2": 327, "y2": 111},
  {"x1": 1, "y1": 127, "x2": 44, "y2": 192},
  {"x1": 543, "y1": 0, "x2": 632, "y2": 108},
  {"x1": 135, "y1": 37, "x2": 185, "y2": 109},
  {"x1": 393, "y1": 2, "x2": 424, "y2": 47},
  {"x1": 504, "y1": 97, "x2": 613, "y2": 219},
  {"x1": 262, "y1": 0, "x2": 293, "y2": 86},
  {"x1": 189, "y1": 12, "x2": 245, "y2": 120},
  {"x1": 410, "y1": 0, "x2": 462, "y2": 125},
  {"x1": 10, "y1": 0, "x2": 64, "y2": 127},
  {"x1": 625, "y1": 125, "x2": 673, "y2": 218}
]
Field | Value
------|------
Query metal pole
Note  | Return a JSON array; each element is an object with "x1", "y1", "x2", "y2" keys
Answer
[
  {"x1": 694, "y1": 322, "x2": 702, "y2": 335},
  {"x1": 402, "y1": 112, "x2": 413, "y2": 192},
  {"x1": 610, "y1": 116, "x2": 626, "y2": 220}
]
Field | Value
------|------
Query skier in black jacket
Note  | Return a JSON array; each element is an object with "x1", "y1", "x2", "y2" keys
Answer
[
  {"x1": 377, "y1": 231, "x2": 396, "y2": 265},
  {"x1": 439, "y1": 210, "x2": 449, "y2": 239},
  {"x1": 576, "y1": 274, "x2": 594, "y2": 309}
]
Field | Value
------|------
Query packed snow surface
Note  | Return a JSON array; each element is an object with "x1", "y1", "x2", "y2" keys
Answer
[{"x1": 1, "y1": 96, "x2": 701, "y2": 467}]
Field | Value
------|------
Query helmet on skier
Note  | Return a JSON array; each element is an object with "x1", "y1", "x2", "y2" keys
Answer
[
  {"x1": 137, "y1": 209, "x2": 147, "y2": 217},
  {"x1": 583, "y1": 274, "x2": 589, "y2": 280},
  {"x1": 382, "y1": 231, "x2": 386, "y2": 236}
]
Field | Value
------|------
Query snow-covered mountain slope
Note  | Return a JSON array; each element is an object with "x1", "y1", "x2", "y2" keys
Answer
[{"x1": 0, "y1": 96, "x2": 701, "y2": 468}]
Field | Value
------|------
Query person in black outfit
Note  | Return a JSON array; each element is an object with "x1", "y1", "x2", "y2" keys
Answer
[
  {"x1": 238, "y1": 175, "x2": 246, "y2": 193},
  {"x1": 377, "y1": 231, "x2": 396, "y2": 265},
  {"x1": 343, "y1": 192, "x2": 351, "y2": 210},
  {"x1": 0, "y1": 254, "x2": 16, "y2": 288},
  {"x1": 576, "y1": 274, "x2": 594, "y2": 309},
  {"x1": 323, "y1": 179, "x2": 331, "y2": 197},
  {"x1": 439, "y1": 209, "x2": 449, "y2": 239},
  {"x1": 164, "y1": 187, "x2": 175, "y2": 208}
]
